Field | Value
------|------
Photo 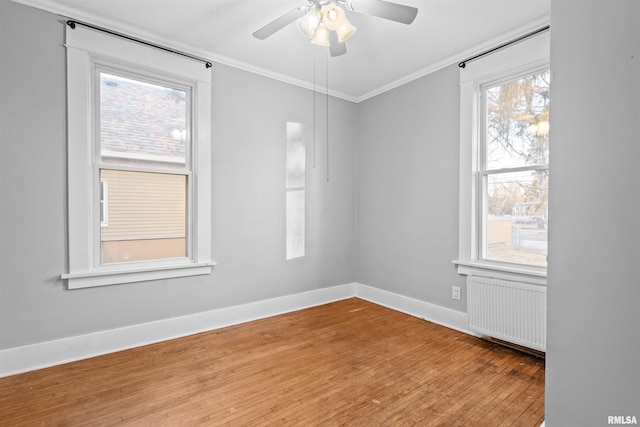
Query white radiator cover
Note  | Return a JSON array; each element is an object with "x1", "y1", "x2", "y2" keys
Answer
[{"x1": 467, "y1": 276, "x2": 547, "y2": 352}]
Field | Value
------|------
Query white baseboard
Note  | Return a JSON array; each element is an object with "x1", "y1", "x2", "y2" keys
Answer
[
  {"x1": 355, "y1": 283, "x2": 476, "y2": 336},
  {"x1": 0, "y1": 282, "x2": 474, "y2": 377},
  {"x1": 0, "y1": 283, "x2": 355, "y2": 378}
]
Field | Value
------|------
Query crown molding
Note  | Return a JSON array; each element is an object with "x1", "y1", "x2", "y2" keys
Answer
[
  {"x1": 9, "y1": 0, "x2": 358, "y2": 102},
  {"x1": 354, "y1": 13, "x2": 550, "y2": 103},
  {"x1": 10, "y1": 0, "x2": 549, "y2": 104}
]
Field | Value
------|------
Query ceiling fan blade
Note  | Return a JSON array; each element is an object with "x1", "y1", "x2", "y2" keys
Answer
[
  {"x1": 252, "y1": 8, "x2": 307, "y2": 40},
  {"x1": 347, "y1": 0, "x2": 418, "y2": 25},
  {"x1": 329, "y1": 31, "x2": 347, "y2": 57}
]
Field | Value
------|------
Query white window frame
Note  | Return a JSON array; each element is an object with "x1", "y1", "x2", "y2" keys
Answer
[
  {"x1": 62, "y1": 25, "x2": 214, "y2": 289},
  {"x1": 454, "y1": 31, "x2": 549, "y2": 285},
  {"x1": 99, "y1": 180, "x2": 108, "y2": 227}
]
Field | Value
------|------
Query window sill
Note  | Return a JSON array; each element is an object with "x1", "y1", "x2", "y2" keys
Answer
[
  {"x1": 61, "y1": 261, "x2": 215, "y2": 289},
  {"x1": 452, "y1": 260, "x2": 546, "y2": 285}
]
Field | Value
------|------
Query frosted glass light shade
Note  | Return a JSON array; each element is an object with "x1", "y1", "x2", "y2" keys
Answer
[
  {"x1": 336, "y1": 19, "x2": 356, "y2": 42},
  {"x1": 297, "y1": 10, "x2": 321, "y2": 38},
  {"x1": 321, "y1": 5, "x2": 346, "y2": 31},
  {"x1": 311, "y1": 25, "x2": 330, "y2": 46}
]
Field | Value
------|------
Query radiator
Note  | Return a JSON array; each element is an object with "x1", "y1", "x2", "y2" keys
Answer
[{"x1": 467, "y1": 276, "x2": 547, "y2": 352}]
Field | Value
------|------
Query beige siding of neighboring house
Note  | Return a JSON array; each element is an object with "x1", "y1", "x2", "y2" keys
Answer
[
  {"x1": 100, "y1": 169, "x2": 187, "y2": 263},
  {"x1": 486, "y1": 220, "x2": 512, "y2": 245}
]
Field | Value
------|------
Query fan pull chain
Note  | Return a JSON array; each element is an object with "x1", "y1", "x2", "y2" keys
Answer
[
  {"x1": 312, "y1": 49, "x2": 317, "y2": 169},
  {"x1": 326, "y1": 49, "x2": 330, "y2": 183}
]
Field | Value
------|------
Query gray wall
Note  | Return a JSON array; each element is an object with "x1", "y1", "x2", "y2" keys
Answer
[
  {"x1": 355, "y1": 66, "x2": 466, "y2": 311},
  {"x1": 0, "y1": 1, "x2": 356, "y2": 349},
  {"x1": 3, "y1": 0, "x2": 640, "y2": 423},
  {"x1": 546, "y1": 0, "x2": 640, "y2": 425}
]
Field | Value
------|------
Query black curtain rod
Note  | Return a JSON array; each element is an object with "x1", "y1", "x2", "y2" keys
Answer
[
  {"x1": 458, "y1": 25, "x2": 550, "y2": 69},
  {"x1": 66, "y1": 20, "x2": 213, "y2": 69}
]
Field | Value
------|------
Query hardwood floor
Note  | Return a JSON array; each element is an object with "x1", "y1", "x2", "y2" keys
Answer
[{"x1": 0, "y1": 298, "x2": 545, "y2": 426}]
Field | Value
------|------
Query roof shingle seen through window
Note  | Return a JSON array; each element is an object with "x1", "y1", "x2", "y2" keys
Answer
[{"x1": 100, "y1": 73, "x2": 187, "y2": 164}]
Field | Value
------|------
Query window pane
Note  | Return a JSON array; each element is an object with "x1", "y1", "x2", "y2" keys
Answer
[
  {"x1": 286, "y1": 122, "x2": 306, "y2": 260},
  {"x1": 485, "y1": 71, "x2": 550, "y2": 170},
  {"x1": 100, "y1": 169, "x2": 187, "y2": 264},
  {"x1": 99, "y1": 72, "x2": 188, "y2": 169},
  {"x1": 286, "y1": 190, "x2": 305, "y2": 260},
  {"x1": 286, "y1": 122, "x2": 306, "y2": 189},
  {"x1": 484, "y1": 170, "x2": 548, "y2": 267}
]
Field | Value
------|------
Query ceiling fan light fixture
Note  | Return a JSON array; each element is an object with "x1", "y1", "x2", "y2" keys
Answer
[
  {"x1": 252, "y1": 0, "x2": 419, "y2": 58},
  {"x1": 336, "y1": 19, "x2": 356, "y2": 43},
  {"x1": 321, "y1": 4, "x2": 346, "y2": 31},
  {"x1": 297, "y1": 10, "x2": 321, "y2": 38},
  {"x1": 310, "y1": 25, "x2": 330, "y2": 46}
]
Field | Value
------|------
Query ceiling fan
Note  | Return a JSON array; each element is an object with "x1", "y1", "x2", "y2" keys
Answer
[{"x1": 252, "y1": 0, "x2": 418, "y2": 57}]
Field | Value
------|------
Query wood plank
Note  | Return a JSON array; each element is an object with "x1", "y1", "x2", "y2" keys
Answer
[{"x1": 0, "y1": 298, "x2": 544, "y2": 426}]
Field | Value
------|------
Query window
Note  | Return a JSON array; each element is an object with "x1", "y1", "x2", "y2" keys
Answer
[
  {"x1": 286, "y1": 122, "x2": 306, "y2": 260},
  {"x1": 98, "y1": 71, "x2": 189, "y2": 265},
  {"x1": 455, "y1": 31, "x2": 549, "y2": 282},
  {"x1": 63, "y1": 25, "x2": 213, "y2": 288},
  {"x1": 481, "y1": 70, "x2": 550, "y2": 267}
]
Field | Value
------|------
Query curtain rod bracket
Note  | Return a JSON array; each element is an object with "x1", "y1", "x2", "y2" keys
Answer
[{"x1": 66, "y1": 20, "x2": 212, "y2": 69}]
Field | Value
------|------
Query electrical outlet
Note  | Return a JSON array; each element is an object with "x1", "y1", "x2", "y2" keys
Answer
[{"x1": 452, "y1": 286, "x2": 461, "y2": 300}]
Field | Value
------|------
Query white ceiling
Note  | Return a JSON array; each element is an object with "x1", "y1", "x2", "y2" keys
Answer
[{"x1": 15, "y1": 0, "x2": 550, "y2": 102}]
